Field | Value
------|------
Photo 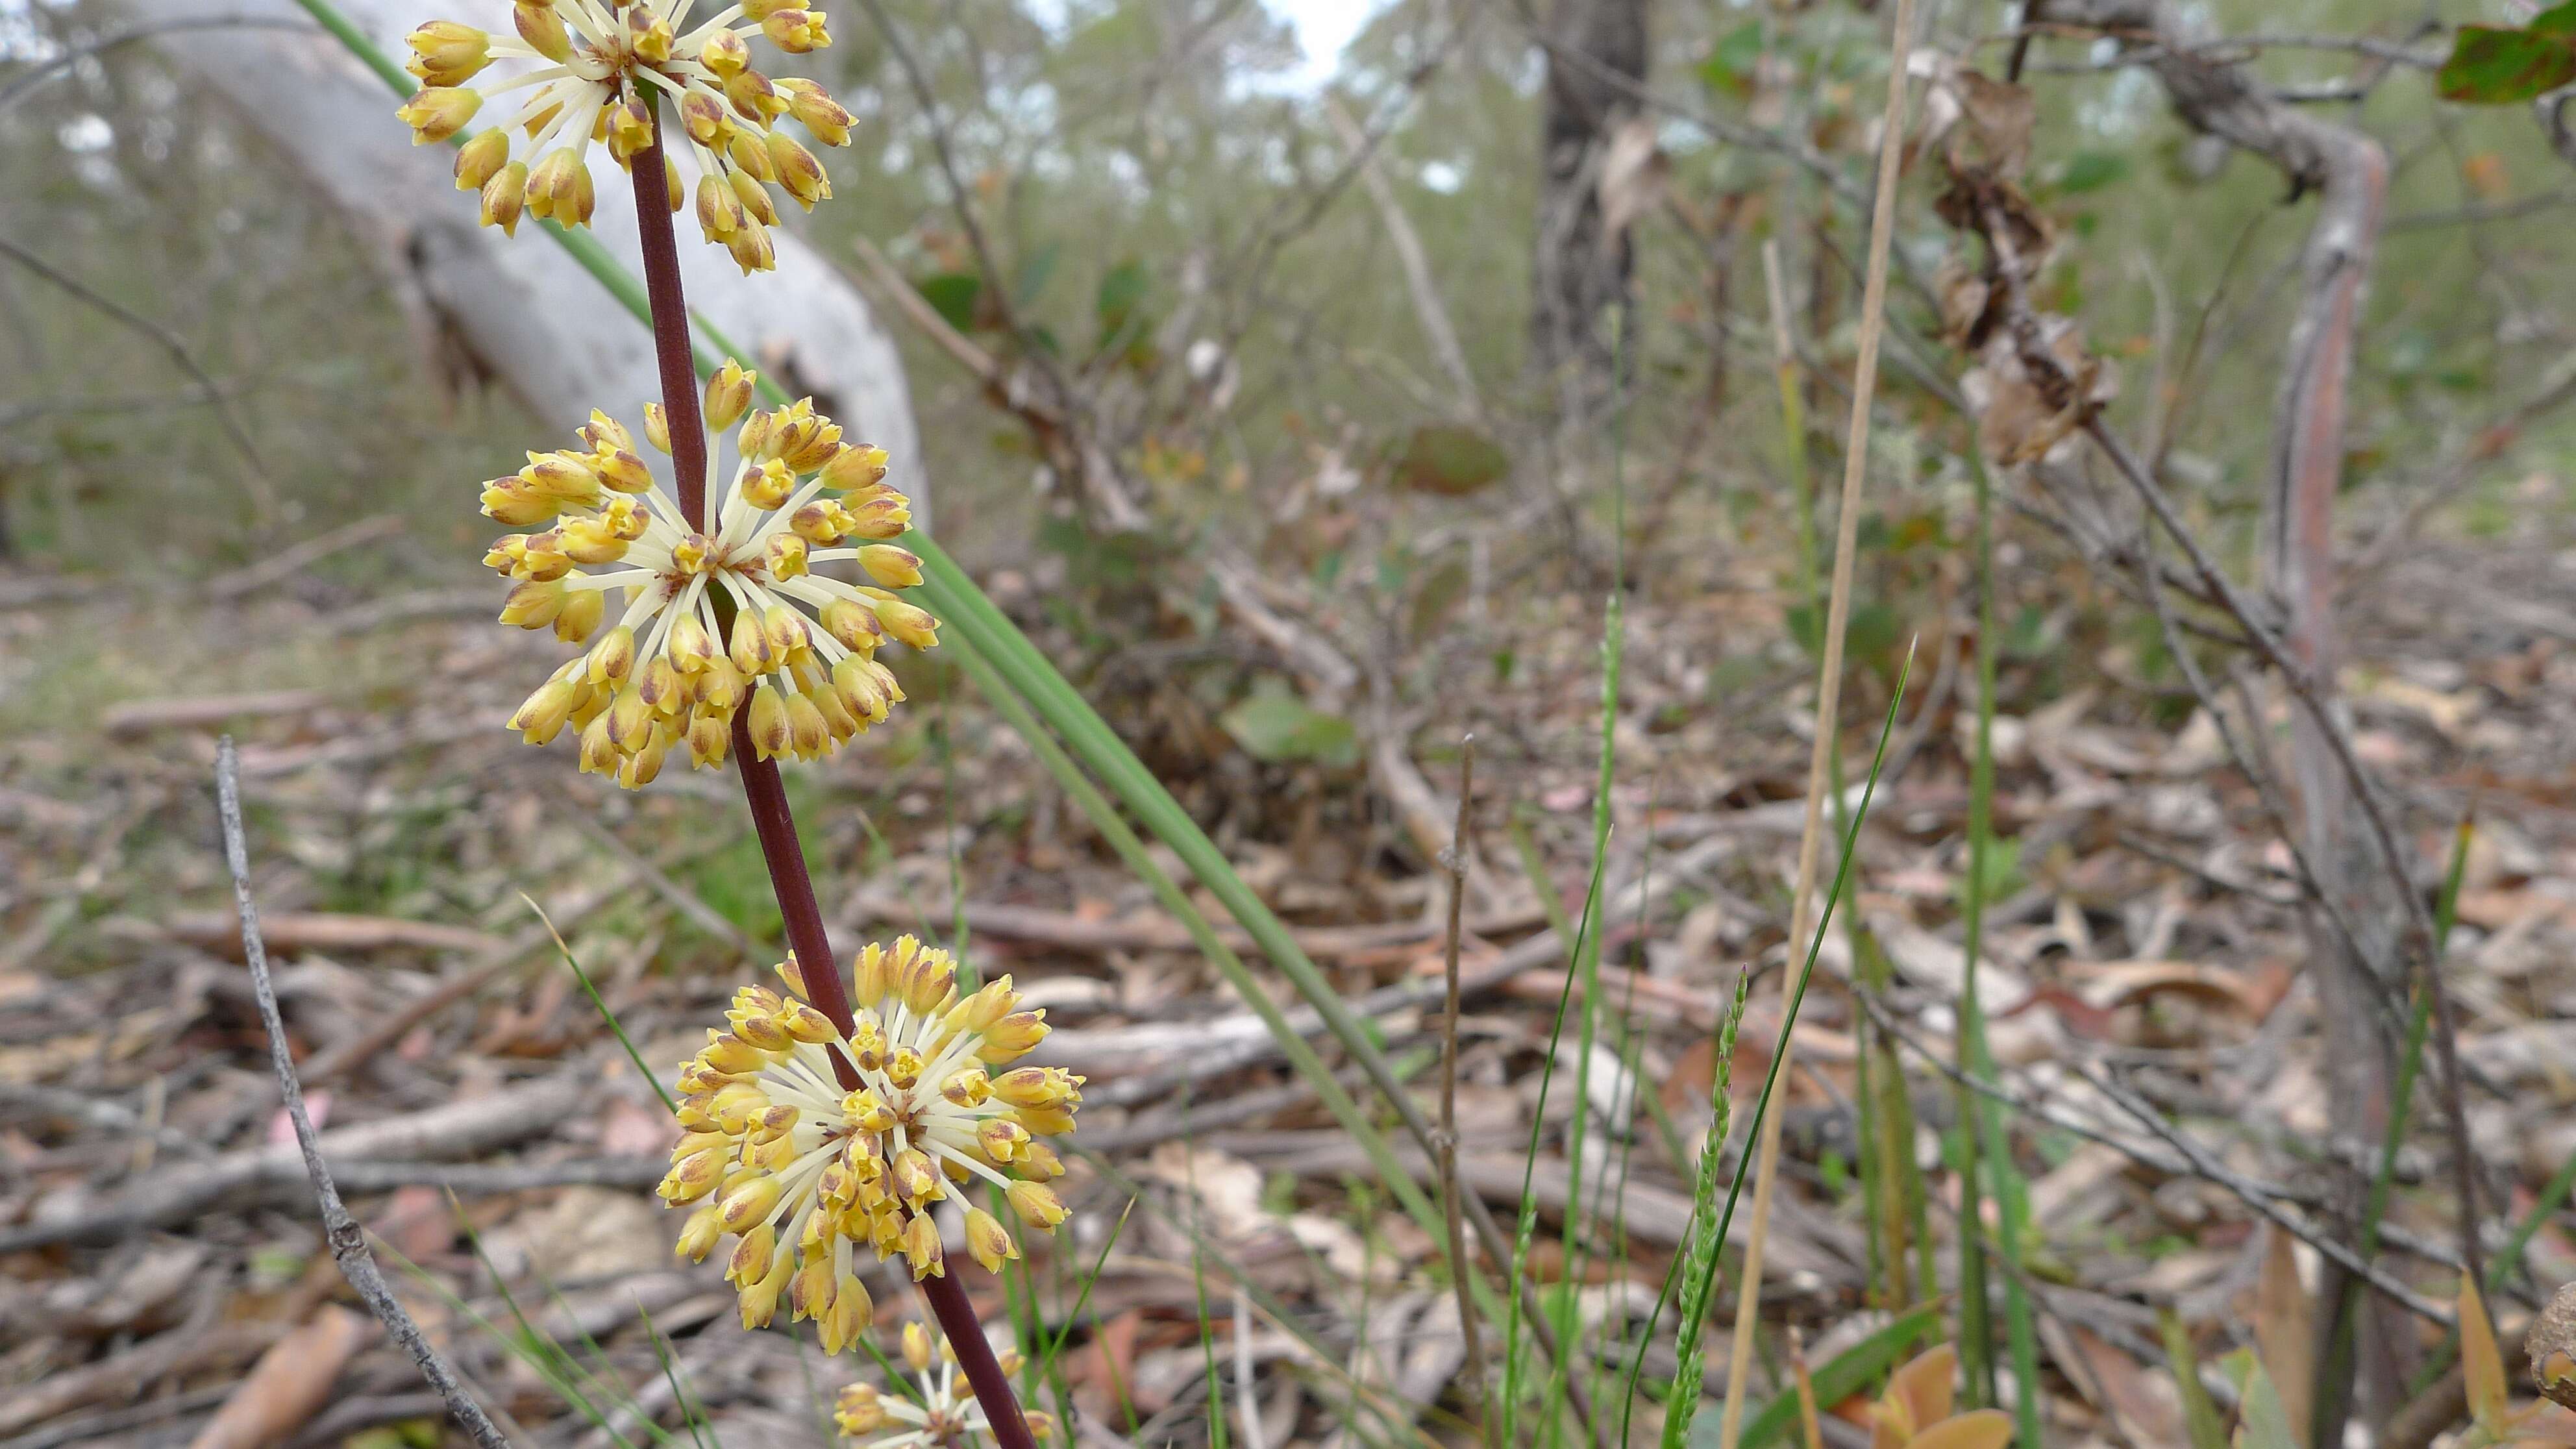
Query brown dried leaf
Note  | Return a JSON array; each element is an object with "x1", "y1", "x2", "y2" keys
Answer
[
  {"x1": 2252, "y1": 1228, "x2": 2313, "y2": 1446},
  {"x1": 1598, "y1": 118, "x2": 1671, "y2": 247},
  {"x1": 186, "y1": 1304, "x2": 364, "y2": 1449},
  {"x1": 1947, "y1": 71, "x2": 2035, "y2": 179},
  {"x1": 1909, "y1": 1409, "x2": 2015, "y2": 1449}
]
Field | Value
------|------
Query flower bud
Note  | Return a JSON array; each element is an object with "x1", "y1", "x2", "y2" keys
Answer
[
  {"x1": 1006, "y1": 1179, "x2": 1070, "y2": 1230},
  {"x1": 644, "y1": 402, "x2": 671, "y2": 454},
  {"x1": 765, "y1": 532, "x2": 809, "y2": 581},
  {"x1": 776, "y1": 78, "x2": 854, "y2": 146},
  {"x1": 586, "y1": 625, "x2": 636, "y2": 685},
  {"x1": 480, "y1": 475, "x2": 557, "y2": 526},
  {"x1": 552, "y1": 588, "x2": 604, "y2": 642},
  {"x1": 511, "y1": 676, "x2": 580, "y2": 743},
  {"x1": 901, "y1": 1213, "x2": 943, "y2": 1278},
  {"x1": 724, "y1": 216, "x2": 776, "y2": 275},
  {"x1": 454, "y1": 127, "x2": 510, "y2": 191},
  {"x1": 695, "y1": 172, "x2": 744, "y2": 240},
  {"x1": 701, "y1": 27, "x2": 750, "y2": 77},
  {"x1": 766, "y1": 130, "x2": 829, "y2": 209},
  {"x1": 499, "y1": 576, "x2": 567, "y2": 628},
  {"x1": 965, "y1": 1208, "x2": 1019, "y2": 1272},
  {"x1": 606, "y1": 96, "x2": 652, "y2": 164},
  {"x1": 480, "y1": 160, "x2": 528, "y2": 234},
  {"x1": 626, "y1": 8, "x2": 675, "y2": 62},
  {"x1": 514, "y1": 1, "x2": 571, "y2": 60},
  {"x1": 863, "y1": 591, "x2": 939, "y2": 650},
  {"x1": 741, "y1": 456, "x2": 794, "y2": 510},
  {"x1": 835, "y1": 1383, "x2": 887, "y2": 1435},
  {"x1": 858, "y1": 545, "x2": 923, "y2": 588},
  {"x1": 686, "y1": 712, "x2": 731, "y2": 768},
  {"x1": 729, "y1": 166, "x2": 780, "y2": 228},
  {"x1": 404, "y1": 21, "x2": 489, "y2": 84},
  {"x1": 396, "y1": 86, "x2": 480, "y2": 144},
  {"x1": 762, "y1": 9, "x2": 830, "y2": 52},
  {"x1": 675, "y1": 1204, "x2": 723, "y2": 1261},
  {"x1": 745, "y1": 684, "x2": 789, "y2": 759},
  {"x1": 705, "y1": 360, "x2": 756, "y2": 432},
  {"x1": 819, "y1": 444, "x2": 891, "y2": 491}
]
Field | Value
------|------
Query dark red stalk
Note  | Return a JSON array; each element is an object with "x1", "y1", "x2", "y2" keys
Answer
[
  {"x1": 628, "y1": 113, "x2": 855, "y2": 1051},
  {"x1": 625, "y1": 104, "x2": 1036, "y2": 1449},
  {"x1": 921, "y1": 1270, "x2": 1042, "y2": 1448}
]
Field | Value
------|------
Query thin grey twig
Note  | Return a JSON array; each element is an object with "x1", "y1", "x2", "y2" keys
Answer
[
  {"x1": 216, "y1": 736, "x2": 512, "y2": 1449},
  {"x1": 0, "y1": 234, "x2": 273, "y2": 501},
  {"x1": 1437, "y1": 734, "x2": 1488, "y2": 1422},
  {"x1": 0, "y1": 14, "x2": 314, "y2": 113}
]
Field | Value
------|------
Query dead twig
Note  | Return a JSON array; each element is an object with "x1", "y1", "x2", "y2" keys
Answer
[
  {"x1": 216, "y1": 735, "x2": 513, "y2": 1448},
  {"x1": 0, "y1": 233, "x2": 275, "y2": 518},
  {"x1": 1716, "y1": 0, "x2": 1917, "y2": 1439}
]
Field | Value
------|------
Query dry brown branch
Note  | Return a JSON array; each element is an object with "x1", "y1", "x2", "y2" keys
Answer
[
  {"x1": 201, "y1": 514, "x2": 405, "y2": 601},
  {"x1": 156, "y1": 909, "x2": 505, "y2": 957},
  {"x1": 0, "y1": 232, "x2": 277, "y2": 521},
  {"x1": 0, "y1": 1071, "x2": 589, "y2": 1251},
  {"x1": 1322, "y1": 97, "x2": 1480, "y2": 421},
  {"x1": 101, "y1": 689, "x2": 328, "y2": 737},
  {"x1": 1717, "y1": 0, "x2": 1917, "y2": 1438},
  {"x1": 214, "y1": 736, "x2": 513, "y2": 1448}
]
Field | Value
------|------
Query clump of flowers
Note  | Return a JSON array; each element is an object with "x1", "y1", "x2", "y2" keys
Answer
[
  {"x1": 485, "y1": 365, "x2": 936, "y2": 787},
  {"x1": 659, "y1": 937, "x2": 1081, "y2": 1350},
  {"x1": 395, "y1": 0, "x2": 851, "y2": 272},
  {"x1": 837, "y1": 1322, "x2": 1058, "y2": 1446}
]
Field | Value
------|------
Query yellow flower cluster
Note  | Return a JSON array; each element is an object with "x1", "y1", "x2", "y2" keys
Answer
[
  {"x1": 396, "y1": 0, "x2": 850, "y2": 272},
  {"x1": 660, "y1": 938, "x2": 1081, "y2": 1350},
  {"x1": 486, "y1": 365, "x2": 936, "y2": 787},
  {"x1": 836, "y1": 1322, "x2": 1058, "y2": 1447}
]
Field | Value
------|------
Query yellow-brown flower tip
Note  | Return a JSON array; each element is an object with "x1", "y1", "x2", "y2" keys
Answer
[
  {"x1": 398, "y1": 0, "x2": 854, "y2": 266},
  {"x1": 480, "y1": 386, "x2": 932, "y2": 787},
  {"x1": 660, "y1": 938, "x2": 1078, "y2": 1339},
  {"x1": 837, "y1": 1320, "x2": 1035, "y2": 1446}
]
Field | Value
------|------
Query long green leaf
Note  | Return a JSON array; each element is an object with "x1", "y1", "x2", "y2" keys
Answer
[{"x1": 1728, "y1": 1302, "x2": 1940, "y2": 1449}]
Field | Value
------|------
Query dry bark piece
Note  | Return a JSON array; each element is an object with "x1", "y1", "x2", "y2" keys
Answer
[
  {"x1": 186, "y1": 1304, "x2": 365, "y2": 1449},
  {"x1": 2533, "y1": 1280, "x2": 2576, "y2": 1411}
]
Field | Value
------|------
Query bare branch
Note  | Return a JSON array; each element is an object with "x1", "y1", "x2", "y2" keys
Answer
[{"x1": 214, "y1": 736, "x2": 513, "y2": 1449}]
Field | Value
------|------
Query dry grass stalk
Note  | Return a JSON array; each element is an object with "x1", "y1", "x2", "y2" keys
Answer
[{"x1": 1715, "y1": 0, "x2": 1920, "y2": 1441}]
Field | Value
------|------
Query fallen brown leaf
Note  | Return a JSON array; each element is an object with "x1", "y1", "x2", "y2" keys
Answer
[{"x1": 186, "y1": 1304, "x2": 364, "y2": 1449}]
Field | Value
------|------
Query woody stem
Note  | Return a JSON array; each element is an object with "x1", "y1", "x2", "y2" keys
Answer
[{"x1": 627, "y1": 105, "x2": 1034, "y2": 1449}]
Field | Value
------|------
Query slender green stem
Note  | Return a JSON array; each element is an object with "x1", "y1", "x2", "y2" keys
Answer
[{"x1": 1959, "y1": 444, "x2": 2041, "y2": 1444}]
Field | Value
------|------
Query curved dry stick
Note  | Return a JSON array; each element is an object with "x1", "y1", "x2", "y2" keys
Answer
[
  {"x1": 0, "y1": 14, "x2": 312, "y2": 112},
  {"x1": 216, "y1": 736, "x2": 512, "y2": 1449},
  {"x1": 0, "y1": 233, "x2": 276, "y2": 517}
]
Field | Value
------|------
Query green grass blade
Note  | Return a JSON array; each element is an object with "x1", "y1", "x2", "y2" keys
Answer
[
  {"x1": 1652, "y1": 968, "x2": 1752, "y2": 1448},
  {"x1": 1678, "y1": 643, "x2": 1914, "y2": 1339},
  {"x1": 526, "y1": 895, "x2": 676, "y2": 1117},
  {"x1": 1732, "y1": 1302, "x2": 1939, "y2": 1449},
  {"x1": 1957, "y1": 443, "x2": 2039, "y2": 1442}
]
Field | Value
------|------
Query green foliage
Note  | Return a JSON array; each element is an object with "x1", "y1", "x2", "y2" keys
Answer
[
  {"x1": 1220, "y1": 680, "x2": 1359, "y2": 766},
  {"x1": 2439, "y1": 4, "x2": 2576, "y2": 103},
  {"x1": 1701, "y1": 21, "x2": 1766, "y2": 96},
  {"x1": 2051, "y1": 149, "x2": 2132, "y2": 195},
  {"x1": 1395, "y1": 423, "x2": 1511, "y2": 495},
  {"x1": 918, "y1": 271, "x2": 985, "y2": 332}
]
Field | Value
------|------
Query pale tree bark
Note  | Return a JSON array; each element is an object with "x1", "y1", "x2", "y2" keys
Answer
[
  {"x1": 142, "y1": 0, "x2": 921, "y2": 507},
  {"x1": 1530, "y1": 0, "x2": 1646, "y2": 419},
  {"x1": 2031, "y1": 3, "x2": 2407, "y2": 1440}
]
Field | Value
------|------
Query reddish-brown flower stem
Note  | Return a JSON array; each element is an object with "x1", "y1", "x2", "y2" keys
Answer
[
  {"x1": 627, "y1": 119, "x2": 1034, "y2": 1449},
  {"x1": 628, "y1": 114, "x2": 710, "y2": 526},
  {"x1": 628, "y1": 106, "x2": 864, "y2": 1085},
  {"x1": 921, "y1": 1270, "x2": 1042, "y2": 1449}
]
